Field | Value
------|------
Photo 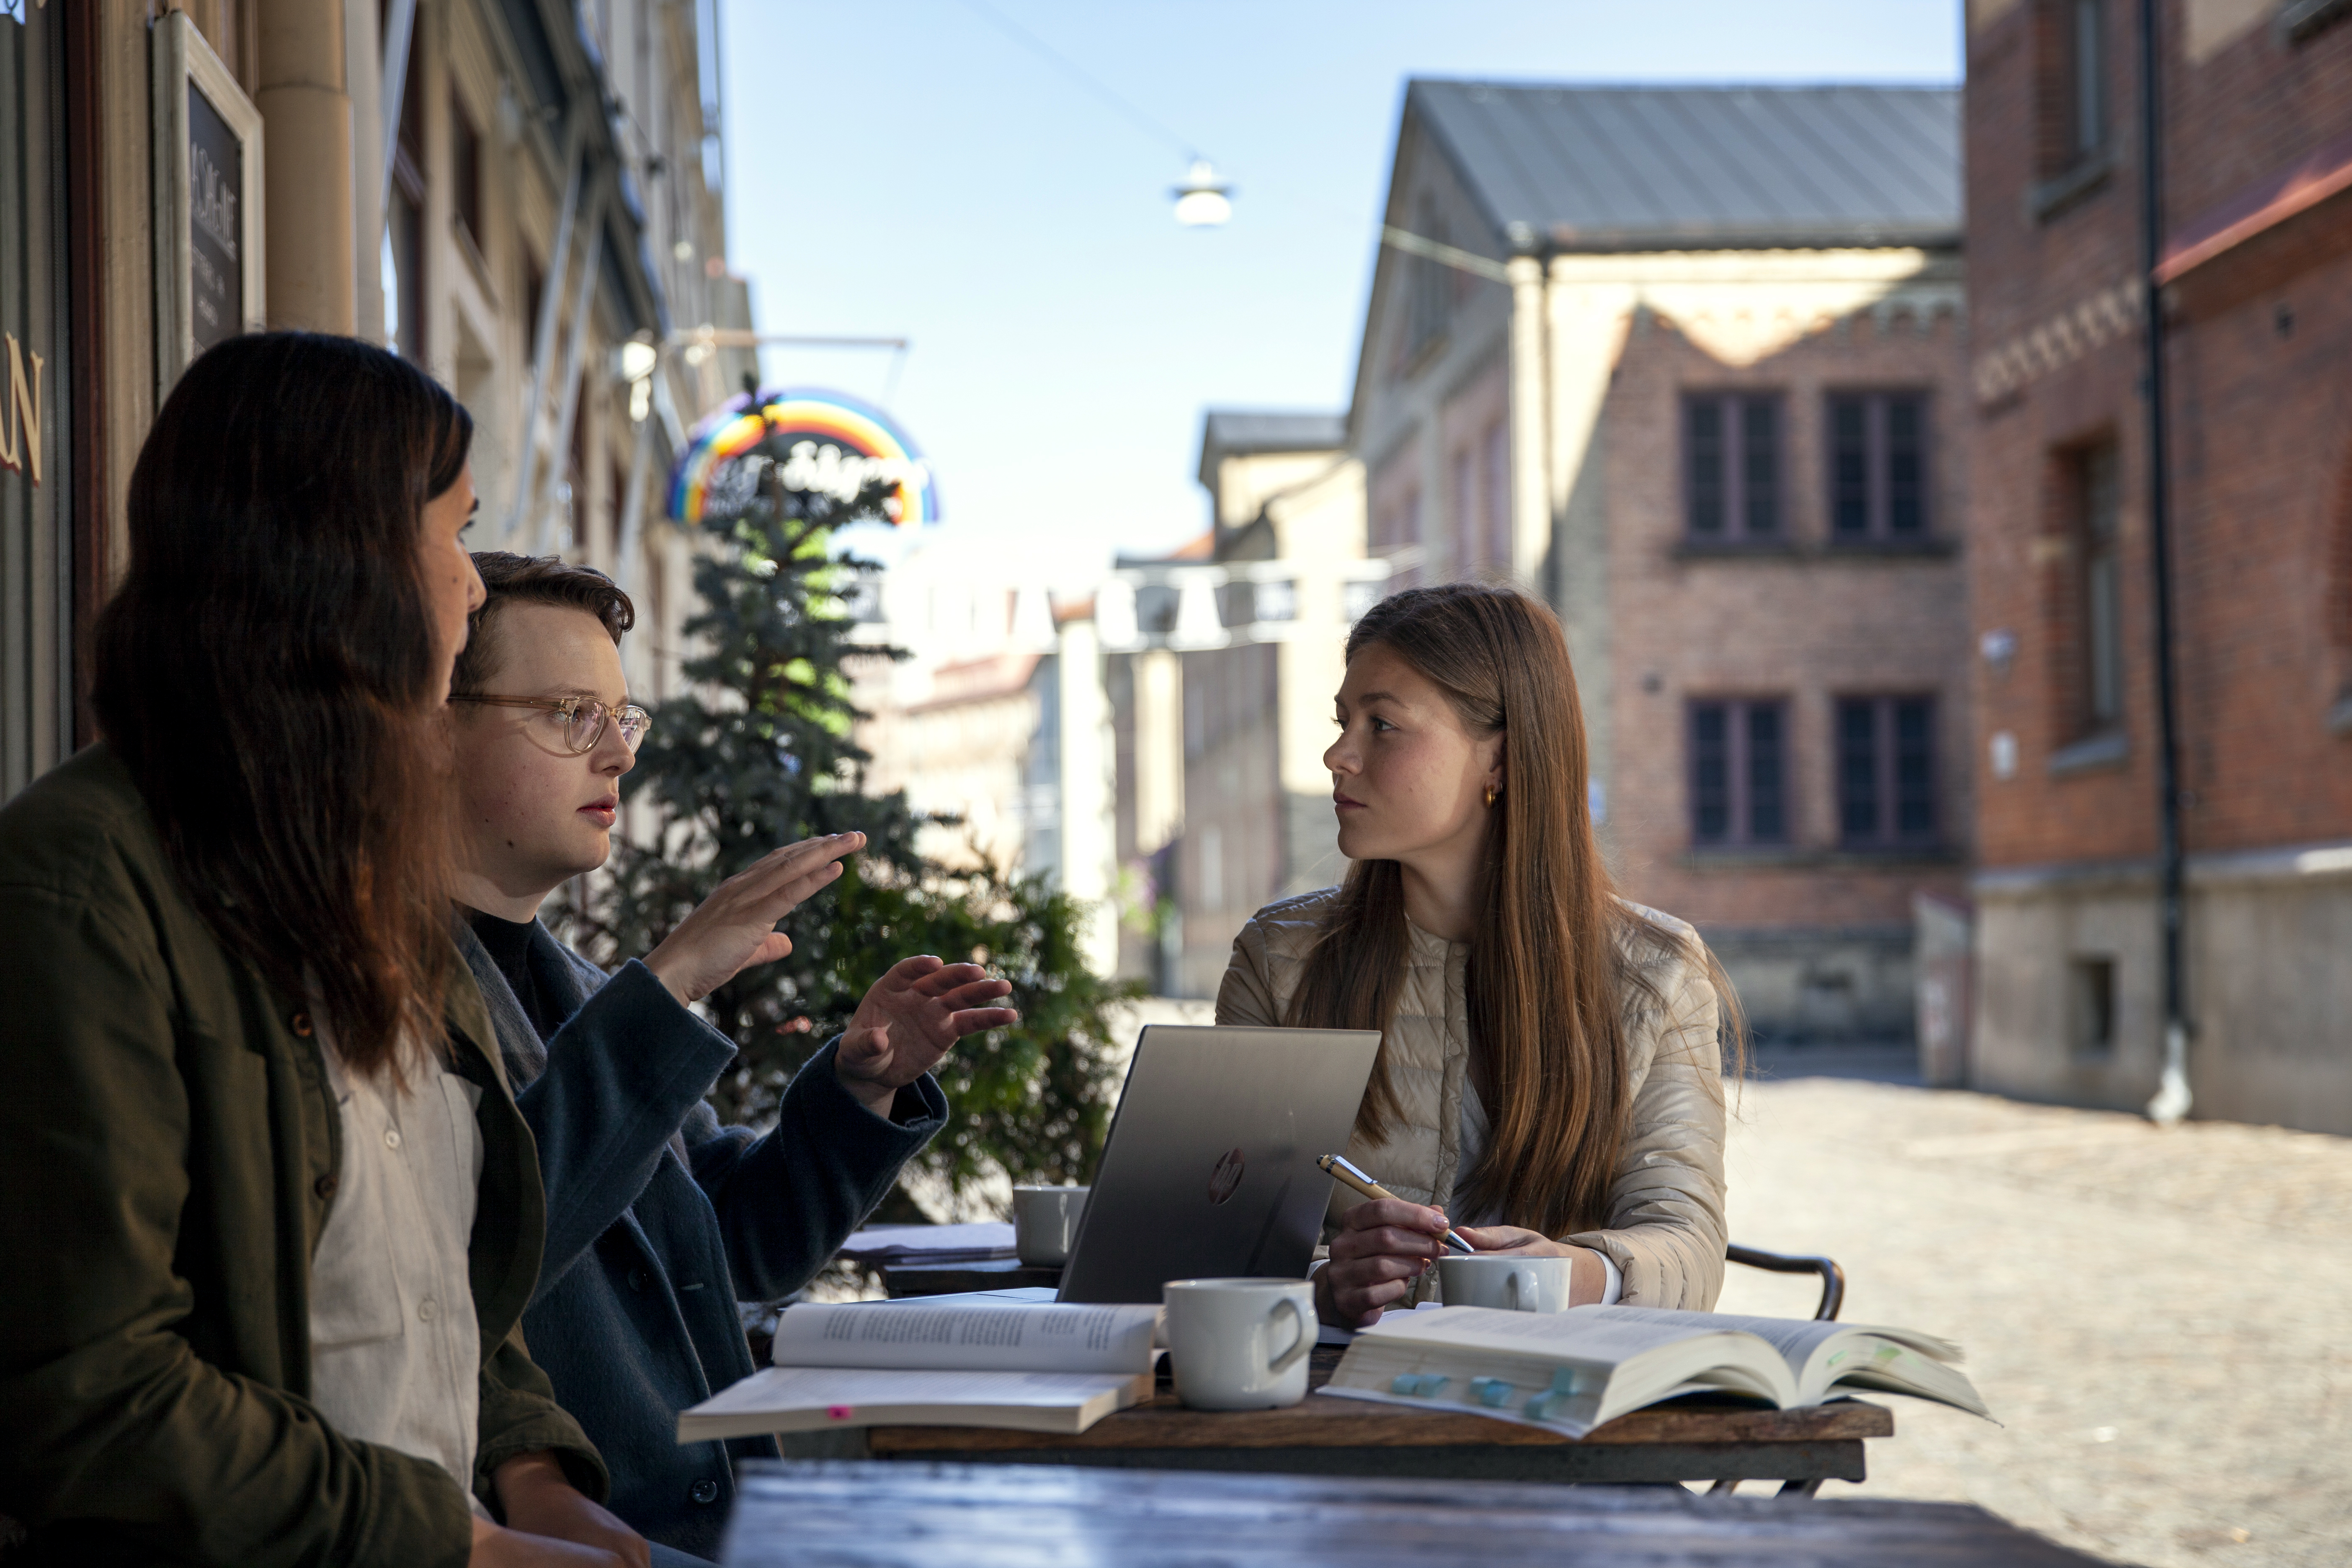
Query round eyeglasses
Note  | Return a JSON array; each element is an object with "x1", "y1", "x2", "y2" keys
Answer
[{"x1": 451, "y1": 693, "x2": 652, "y2": 754}]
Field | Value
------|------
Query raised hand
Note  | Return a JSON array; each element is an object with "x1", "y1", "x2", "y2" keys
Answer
[
  {"x1": 834, "y1": 955, "x2": 1019, "y2": 1116},
  {"x1": 643, "y1": 833, "x2": 864, "y2": 1005}
]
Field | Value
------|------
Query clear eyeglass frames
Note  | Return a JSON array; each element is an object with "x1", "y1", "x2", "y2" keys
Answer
[{"x1": 450, "y1": 694, "x2": 652, "y2": 754}]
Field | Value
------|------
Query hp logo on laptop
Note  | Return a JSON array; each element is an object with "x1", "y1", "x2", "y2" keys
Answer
[{"x1": 1207, "y1": 1147, "x2": 1246, "y2": 1205}]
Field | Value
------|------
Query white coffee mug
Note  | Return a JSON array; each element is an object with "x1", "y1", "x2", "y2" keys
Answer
[
  {"x1": 1438, "y1": 1253, "x2": 1577, "y2": 1313},
  {"x1": 1011, "y1": 1185, "x2": 1088, "y2": 1266},
  {"x1": 1163, "y1": 1277, "x2": 1315, "y2": 1411}
]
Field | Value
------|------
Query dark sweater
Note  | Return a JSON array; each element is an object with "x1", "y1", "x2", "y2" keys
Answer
[{"x1": 456, "y1": 914, "x2": 944, "y2": 1560}]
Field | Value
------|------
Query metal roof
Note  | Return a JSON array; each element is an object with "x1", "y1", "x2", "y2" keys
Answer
[
  {"x1": 1200, "y1": 410, "x2": 1349, "y2": 456},
  {"x1": 1409, "y1": 81, "x2": 1962, "y2": 252}
]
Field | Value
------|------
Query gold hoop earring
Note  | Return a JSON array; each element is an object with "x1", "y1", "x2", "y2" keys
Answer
[{"x1": 1485, "y1": 784, "x2": 1498, "y2": 809}]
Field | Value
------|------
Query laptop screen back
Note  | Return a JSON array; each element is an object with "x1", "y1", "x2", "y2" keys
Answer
[{"x1": 1055, "y1": 1025, "x2": 1381, "y2": 1305}]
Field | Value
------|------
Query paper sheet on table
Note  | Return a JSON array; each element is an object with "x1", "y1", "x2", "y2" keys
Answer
[{"x1": 835, "y1": 1222, "x2": 1017, "y2": 1263}]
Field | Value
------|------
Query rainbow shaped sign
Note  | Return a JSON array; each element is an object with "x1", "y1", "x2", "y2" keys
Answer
[{"x1": 667, "y1": 386, "x2": 937, "y2": 527}]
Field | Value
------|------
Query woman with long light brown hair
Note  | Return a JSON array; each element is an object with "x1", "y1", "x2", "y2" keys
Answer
[{"x1": 1217, "y1": 582, "x2": 1739, "y2": 1327}]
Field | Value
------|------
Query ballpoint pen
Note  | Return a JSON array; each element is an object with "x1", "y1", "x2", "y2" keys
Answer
[{"x1": 1317, "y1": 1153, "x2": 1475, "y2": 1254}]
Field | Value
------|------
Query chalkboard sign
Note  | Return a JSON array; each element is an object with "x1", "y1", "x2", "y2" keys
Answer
[
  {"x1": 186, "y1": 83, "x2": 242, "y2": 356},
  {"x1": 152, "y1": 13, "x2": 263, "y2": 390}
]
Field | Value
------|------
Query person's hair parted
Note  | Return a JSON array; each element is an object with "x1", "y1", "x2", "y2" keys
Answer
[
  {"x1": 451, "y1": 552, "x2": 637, "y2": 694},
  {"x1": 1284, "y1": 581, "x2": 1745, "y2": 1237},
  {"x1": 91, "y1": 331, "x2": 474, "y2": 1082}
]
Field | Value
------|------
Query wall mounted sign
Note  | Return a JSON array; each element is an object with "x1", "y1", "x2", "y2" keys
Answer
[
  {"x1": 151, "y1": 11, "x2": 264, "y2": 392},
  {"x1": 668, "y1": 387, "x2": 937, "y2": 527}
]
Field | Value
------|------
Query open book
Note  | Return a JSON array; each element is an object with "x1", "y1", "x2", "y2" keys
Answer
[
  {"x1": 1321, "y1": 1305, "x2": 1992, "y2": 1439},
  {"x1": 678, "y1": 1300, "x2": 1160, "y2": 1441}
]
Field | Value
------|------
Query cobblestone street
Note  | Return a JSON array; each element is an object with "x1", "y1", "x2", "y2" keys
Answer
[{"x1": 1716, "y1": 1058, "x2": 2352, "y2": 1567}]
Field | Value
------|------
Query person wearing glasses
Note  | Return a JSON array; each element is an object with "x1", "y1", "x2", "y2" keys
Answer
[{"x1": 444, "y1": 553, "x2": 1016, "y2": 1565}]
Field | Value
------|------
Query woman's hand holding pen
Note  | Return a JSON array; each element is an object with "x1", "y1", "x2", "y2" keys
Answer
[{"x1": 1316, "y1": 1198, "x2": 1456, "y2": 1328}]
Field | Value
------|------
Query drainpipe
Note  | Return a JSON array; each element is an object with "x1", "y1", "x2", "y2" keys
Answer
[{"x1": 2138, "y1": 0, "x2": 2192, "y2": 1126}]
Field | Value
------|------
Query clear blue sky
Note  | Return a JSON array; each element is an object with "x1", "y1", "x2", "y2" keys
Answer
[{"x1": 719, "y1": 1, "x2": 1962, "y2": 576}]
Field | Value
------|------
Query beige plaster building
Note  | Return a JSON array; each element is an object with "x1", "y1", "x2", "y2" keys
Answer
[{"x1": 0, "y1": 0, "x2": 743, "y2": 803}]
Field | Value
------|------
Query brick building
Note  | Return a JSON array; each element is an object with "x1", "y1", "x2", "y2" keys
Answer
[
  {"x1": 1962, "y1": 0, "x2": 2352, "y2": 1132},
  {"x1": 1349, "y1": 83, "x2": 1973, "y2": 1040}
]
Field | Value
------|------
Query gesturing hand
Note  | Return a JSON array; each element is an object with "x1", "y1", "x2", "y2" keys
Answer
[
  {"x1": 643, "y1": 833, "x2": 864, "y2": 1006},
  {"x1": 835, "y1": 956, "x2": 1019, "y2": 1117}
]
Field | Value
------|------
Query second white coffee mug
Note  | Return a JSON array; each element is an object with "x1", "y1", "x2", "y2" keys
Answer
[
  {"x1": 1437, "y1": 1253, "x2": 1578, "y2": 1313},
  {"x1": 1011, "y1": 1185, "x2": 1088, "y2": 1266},
  {"x1": 1163, "y1": 1277, "x2": 1315, "y2": 1411}
]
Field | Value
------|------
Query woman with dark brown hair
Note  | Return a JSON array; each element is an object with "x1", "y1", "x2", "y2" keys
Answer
[
  {"x1": 1217, "y1": 583, "x2": 1740, "y2": 1328},
  {"x1": 0, "y1": 333, "x2": 647, "y2": 1567}
]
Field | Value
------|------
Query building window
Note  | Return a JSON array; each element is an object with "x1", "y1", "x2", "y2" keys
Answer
[
  {"x1": 2074, "y1": 441, "x2": 2124, "y2": 731},
  {"x1": 383, "y1": 38, "x2": 426, "y2": 358},
  {"x1": 1451, "y1": 445, "x2": 1476, "y2": 572},
  {"x1": 1837, "y1": 696, "x2": 1937, "y2": 848},
  {"x1": 1689, "y1": 699, "x2": 1789, "y2": 846},
  {"x1": 1686, "y1": 393, "x2": 1781, "y2": 540},
  {"x1": 1482, "y1": 421, "x2": 1510, "y2": 570},
  {"x1": 2067, "y1": 0, "x2": 2105, "y2": 160},
  {"x1": 1828, "y1": 393, "x2": 1929, "y2": 540},
  {"x1": 451, "y1": 96, "x2": 484, "y2": 252},
  {"x1": 1407, "y1": 197, "x2": 1449, "y2": 361},
  {"x1": 2037, "y1": 0, "x2": 2108, "y2": 179}
]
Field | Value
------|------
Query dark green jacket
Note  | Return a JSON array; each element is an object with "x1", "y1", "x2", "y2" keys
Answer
[{"x1": 0, "y1": 745, "x2": 606, "y2": 1567}]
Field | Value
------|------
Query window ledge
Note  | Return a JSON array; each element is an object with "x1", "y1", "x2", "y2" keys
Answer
[
  {"x1": 1672, "y1": 538, "x2": 1955, "y2": 562},
  {"x1": 2048, "y1": 729, "x2": 2129, "y2": 777},
  {"x1": 2030, "y1": 153, "x2": 2114, "y2": 224},
  {"x1": 1674, "y1": 539, "x2": 1798, "y2": 560},
  {"x1": 2329, "y1": 693, "x2": 2352, "y2": 736},
  {"x1": 1679, "y1": 846, "x2": 1963, "y2": 871},
  {"x1": 1821, "y1": 536, "x2": 1958, "y2": 559},
  {"x1": 2285, "y1": 0, "x2": 2352, "y2": 43}
]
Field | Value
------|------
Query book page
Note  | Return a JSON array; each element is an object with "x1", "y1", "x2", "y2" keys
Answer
[
  {"x1": 1581, "y1": 1306, "x2": 1963, "y2": 1370},
  {"x1": 769, "y1": 1301, "x2": 1159, "y2": 1374},
  {"x1": 1357, "y1": 1305, "x2": 1749, "y2": 1367}
]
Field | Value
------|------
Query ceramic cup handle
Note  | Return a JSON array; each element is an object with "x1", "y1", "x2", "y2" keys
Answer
[
  {"x1": 1265, "y1": 1297, "x2": 1310, "y2": 1374},
  {"x1": 1507, "y1": 1267, "x2": 1539, "y2": 1311}
]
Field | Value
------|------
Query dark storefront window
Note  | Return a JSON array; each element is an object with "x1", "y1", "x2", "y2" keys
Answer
[{"x1": 0, "y1": 1, "x2": 76, "y2": 800}]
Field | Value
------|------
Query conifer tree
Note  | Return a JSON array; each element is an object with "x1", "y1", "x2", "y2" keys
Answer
[{"x1": 576, "y1": 451, "x2": 1140, "y2": 1205}]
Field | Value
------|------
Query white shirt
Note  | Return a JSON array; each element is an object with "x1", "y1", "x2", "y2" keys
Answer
[{"x1": 309, "y1": 1024, "x2": 490, "y2": 1509}]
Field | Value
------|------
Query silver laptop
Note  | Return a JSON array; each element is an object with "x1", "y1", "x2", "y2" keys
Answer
[{"x1": 1055, "y1": 1024, "x2": 1382, "y2": 1305}]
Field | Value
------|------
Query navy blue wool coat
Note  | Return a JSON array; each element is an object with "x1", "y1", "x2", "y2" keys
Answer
[{"x1": 457, "y1": 922, "x2": 944, "y2": 1562}]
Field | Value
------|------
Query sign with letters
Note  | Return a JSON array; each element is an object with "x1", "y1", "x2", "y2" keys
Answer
[{"x1": 151, "y1": 11, "x2": 264, "y2": 391}]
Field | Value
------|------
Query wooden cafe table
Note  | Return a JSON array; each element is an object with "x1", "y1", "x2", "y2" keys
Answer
[
  {"x1": 718, "y1": 1460, "x2": 2107, "y2": 1567},
  {"x1": 809, "y1": 1343, "x2": 1889, "y2": 1495},
  {"x1": 857, "y1": 1260, "x2": 1890, "y2": 1495}
]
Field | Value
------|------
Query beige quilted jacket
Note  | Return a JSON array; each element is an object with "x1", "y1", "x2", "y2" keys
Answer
[{"x1": 1215, "y1": 887, "x2": 1728, "y2": 1311}]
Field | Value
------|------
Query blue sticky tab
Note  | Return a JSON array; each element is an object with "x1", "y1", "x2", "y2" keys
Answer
[
  {"x1": 1550, "y1": 1366, "x2": 1579, "y2": 1395},
  {"x1": 1391, "y1": 1373, "x2": 1449, "y2": 1398},
  {"x1": 1469, "y1": 1377, "x2": 1512, "y2": 1408}
]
